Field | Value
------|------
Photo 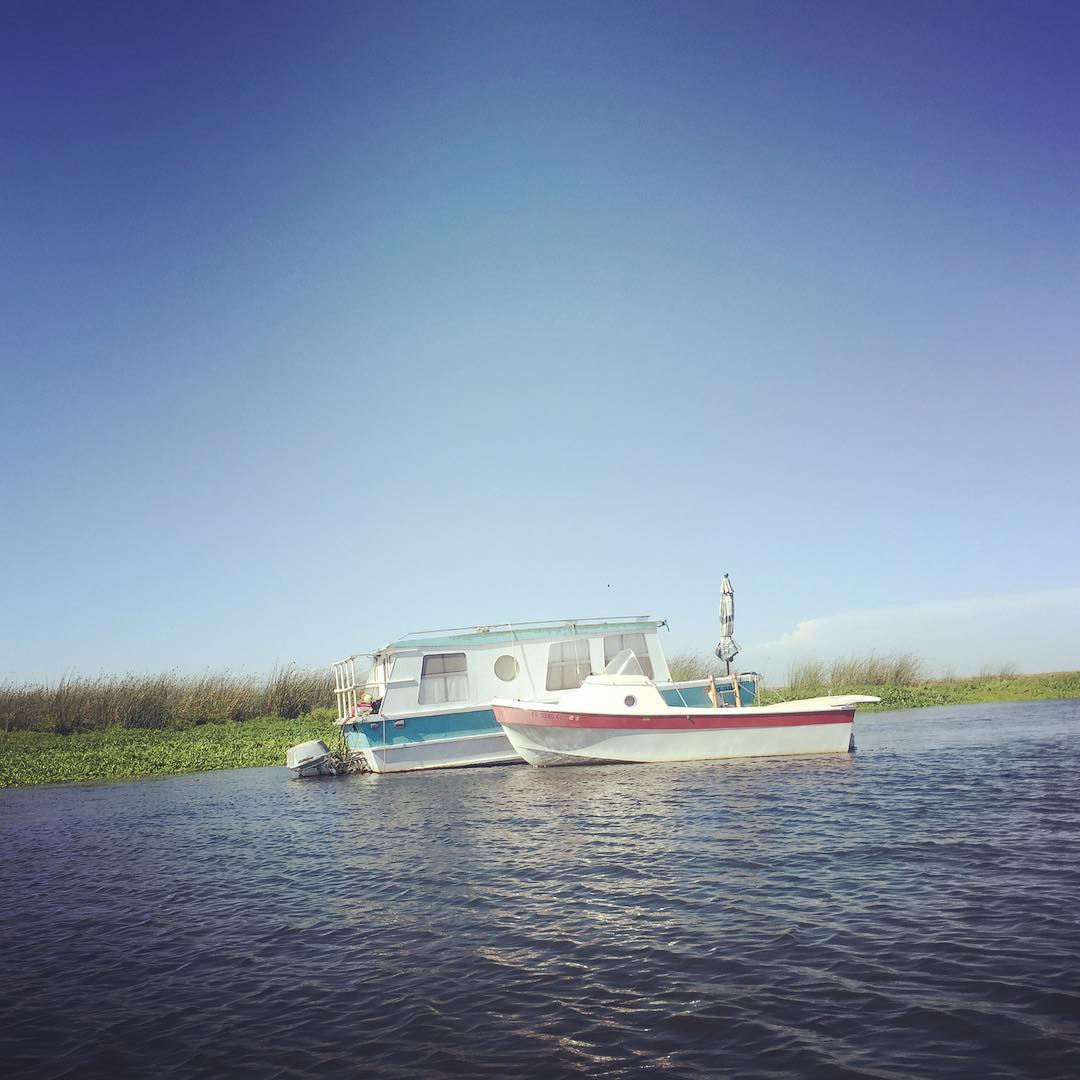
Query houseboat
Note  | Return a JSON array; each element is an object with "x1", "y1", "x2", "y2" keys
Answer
[{"x1": 330, "y1": 617, "x2": 760, "y2": 774}]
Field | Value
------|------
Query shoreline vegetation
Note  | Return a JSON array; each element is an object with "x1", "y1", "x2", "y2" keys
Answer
[
  {"x1": 670, "y1": 651, "x2": 1080, "y2": 711},
  {"x1": 2, "y1": 657, "x2": 1079, "y2": 788}
]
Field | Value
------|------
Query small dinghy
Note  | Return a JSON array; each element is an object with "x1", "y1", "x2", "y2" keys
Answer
[{"x1": 492, "y1": 650, "x2": 879, "y2": 768}]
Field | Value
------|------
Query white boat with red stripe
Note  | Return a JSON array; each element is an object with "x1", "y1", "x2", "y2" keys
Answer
[{"x1": 492, "y1": 650, "x2": 879, "y2": 768}]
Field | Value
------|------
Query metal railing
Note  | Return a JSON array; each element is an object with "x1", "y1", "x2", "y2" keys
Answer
[{"x1": 333, "y1": 656, "x2": 359, "y2": 723}]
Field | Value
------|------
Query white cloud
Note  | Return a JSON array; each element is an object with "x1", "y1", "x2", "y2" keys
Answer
[{"x1": 746, "y1": 588, "x2": 1080, "y2": 682}]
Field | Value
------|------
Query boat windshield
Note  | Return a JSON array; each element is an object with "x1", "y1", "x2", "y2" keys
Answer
[{"x1": 603, "y1": 648, "x2": 645, "y2": 677}]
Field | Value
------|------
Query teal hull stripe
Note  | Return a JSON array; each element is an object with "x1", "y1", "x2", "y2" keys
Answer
[{"x1": 345, "y1": 708, "x2": 499, "y2": 750}]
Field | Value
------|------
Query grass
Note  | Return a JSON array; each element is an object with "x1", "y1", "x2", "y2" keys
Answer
[
  {"x1": 0, "y1": 667, "x2": 343, "y2": 788},
  {"x1": 761, "y1": 653, "x2": 1080, "y2": 710},
  {"x1": 778, "y1": 652, "x2": 925, "y2": 700},
  {"x1": 0, "y1": 667, "x2": 336, "y2": 734},
  {"x1": 667, "y1": 650, "x2": 727, "y2": 682},
  {"x1": 669, "y1": 649, "x2": 1080, "y2": 711},
  {"x1": 0, "y1": 709, "x2": 338, "y2": 788}
]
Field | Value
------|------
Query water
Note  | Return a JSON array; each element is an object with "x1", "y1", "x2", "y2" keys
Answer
[{"x1": 2, "y1": 700, "x2": 1079, "y2": 1079}]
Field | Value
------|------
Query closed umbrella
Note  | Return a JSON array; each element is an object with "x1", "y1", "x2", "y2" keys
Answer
[{"x1": 715, "y1": 573, "x2": 739, "y2": 672}]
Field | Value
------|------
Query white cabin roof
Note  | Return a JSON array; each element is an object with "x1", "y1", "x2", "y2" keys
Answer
[{"x1": 384, "y1": 616, "x2": 665, "y2": 652}]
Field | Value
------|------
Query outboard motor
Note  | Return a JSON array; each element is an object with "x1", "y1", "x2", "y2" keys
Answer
[{"x1": 285, "y1": 740, "x2": 335, "y2": 778}]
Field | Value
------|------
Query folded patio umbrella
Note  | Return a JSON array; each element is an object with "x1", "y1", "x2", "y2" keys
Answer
[{"x1": 715, "y1": 573, "x2": 740, "y2": 667}]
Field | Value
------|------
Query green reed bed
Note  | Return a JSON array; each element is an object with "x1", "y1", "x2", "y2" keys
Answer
[
  {"x1": 0, "y1": 710, "x2": 337, "y2": 788},
  {"x1": 667, "y1": 650, "x2": 1080, "y2": 711},
  {"x1": 0, "y1": 667, "x2": 341, "y2": 788},
  {"x1": 764, "y1": 670, "x2": 1080, "y2": 711},
  {"x1": 765, "y1": 654, "x2": 1080, "y2": 709}
]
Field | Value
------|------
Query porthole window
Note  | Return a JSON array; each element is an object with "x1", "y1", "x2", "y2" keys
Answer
[
  {"x1": 494, "y1": 655, "x2": 519, "y2": 682},
  {"x1": 624, "y1": 695, "x2": 637, "y2": 707}
]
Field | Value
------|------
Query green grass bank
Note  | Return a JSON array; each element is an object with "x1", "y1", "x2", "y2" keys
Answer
[
  {"x1": 0, "y1": 710, "x2": 335, "y2": 788},
  {"x1": 669, "y1": 650, "x2": 1080, "y2": 711},
  {"x1": 759, "y1": 671, "x2": 1080, "y2": 710}
]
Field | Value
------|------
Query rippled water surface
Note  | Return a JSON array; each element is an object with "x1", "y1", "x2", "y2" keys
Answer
[{"x1": 2, "y1": 700, "x2": 1079, "y2": 1079}]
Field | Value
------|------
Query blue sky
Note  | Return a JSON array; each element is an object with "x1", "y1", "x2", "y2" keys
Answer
[{"x1": 3, "y1": 1, "x2": 1078, "y2": 683}]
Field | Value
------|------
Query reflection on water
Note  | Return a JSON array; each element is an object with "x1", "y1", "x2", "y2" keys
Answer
[{"x1": 2, "y1": 699, "x2": 1079, "y2": 1079}]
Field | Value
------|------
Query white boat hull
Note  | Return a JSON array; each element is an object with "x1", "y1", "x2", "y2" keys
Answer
[
  {"x1": 358, "y1": 731, "x2": 520, "y2": 774},
  {"x1": 498, "y1": 716, "x2": 853, "y2": 766},
  {"x1": 491, "y1": 693, "x2": 873, "y2": 768}
]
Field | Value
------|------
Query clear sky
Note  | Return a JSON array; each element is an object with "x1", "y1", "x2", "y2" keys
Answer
[{"x1": 3, "y1": 1, "x2": 1078, "y2": 684}]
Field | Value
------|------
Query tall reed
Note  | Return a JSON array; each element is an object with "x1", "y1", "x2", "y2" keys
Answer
[
  {"x1": 666, "y1": 650, "x2": 725, "y2": 682},
  {"x1": 0, "y1": 667, "x2": 336, "y2": 735},
  {"x1": 785, "y1": 652, "x2": 925, "y2": 696}
]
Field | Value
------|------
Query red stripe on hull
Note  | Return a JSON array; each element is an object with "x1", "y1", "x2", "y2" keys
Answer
[{"x1": 493, "y1": 705, "x2": 855, "y2": 731}]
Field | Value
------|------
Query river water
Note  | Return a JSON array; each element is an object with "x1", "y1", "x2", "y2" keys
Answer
[{"x1": 2, "y1": 700, "x2": 1078, "y2": 1079}]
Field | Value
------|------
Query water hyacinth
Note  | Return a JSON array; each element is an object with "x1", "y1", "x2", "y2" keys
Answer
[
  {"x1": 0, "y1": 711, "x2": 337, "y2": 788},
  {"x1": 0, "y1": 668, "x2": 342, "y2": 787}
]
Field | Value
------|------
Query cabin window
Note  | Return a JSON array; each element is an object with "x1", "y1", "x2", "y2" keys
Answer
[
  {"x1": 603, "y1": 633, "x2": 653, "y2": 678},
  {"x1": 494, "y1": 655, "x2": 519, "y2": 682},
  {"x1": 418, "y1": 652, "x2": 468, "y2": 705},
  {"x1": 545, "y1": 639, "x2": 591, "y2": 691}
]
